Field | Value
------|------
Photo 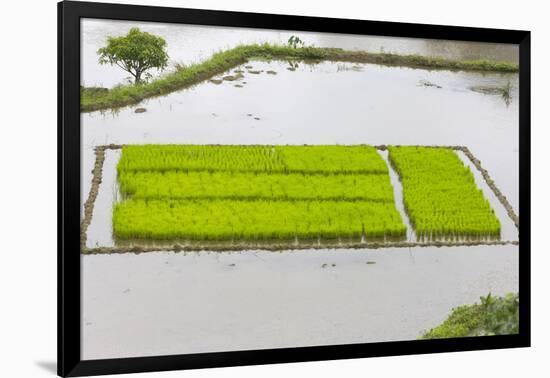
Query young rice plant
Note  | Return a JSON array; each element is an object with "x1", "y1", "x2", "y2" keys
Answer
[
  {"x1": 388, "y1": 146, "x2": 500, "y2": 240},
  {"x1": 113, "y1": 144, "x2": 406, "y2": 243},
  {"x1": 118, "y1": 171, "x2": 395, "y2": 202},
  {"x1": 113, "y1": 199, "x2": 406, "y2": 241}
]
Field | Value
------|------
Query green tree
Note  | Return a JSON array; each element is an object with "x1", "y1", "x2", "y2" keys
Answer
[{"x1": 98, "y1": 27, "x2": 169, "y2": 84}]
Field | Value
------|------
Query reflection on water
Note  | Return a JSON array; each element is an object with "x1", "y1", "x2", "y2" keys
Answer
[
  {"x1": 470, "y1": 81, "x2": 514, "y2": 107},
  {"x1": 81, "y1": 19, "x2": 519, "y2": 88}
]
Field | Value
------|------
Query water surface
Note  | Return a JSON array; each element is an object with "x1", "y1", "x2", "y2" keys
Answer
[{"x1": 82, "y1": 245, "x2": 518, "y2": 359}]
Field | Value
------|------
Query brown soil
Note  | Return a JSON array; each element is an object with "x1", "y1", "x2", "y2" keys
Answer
[
  {"x1": 81, "y1": 239, "x2": 518, "y2": 255},
  {"x1": 80, "y1": 146, "x2": 106, "y2": 249}
]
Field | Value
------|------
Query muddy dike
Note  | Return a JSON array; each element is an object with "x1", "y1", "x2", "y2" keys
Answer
[
  {"x1": 82, "y1": 240, "x2": 518, "y2": 255},
  {"x1": 80, "y1": 146, "x2": 106, "y2": 249}
]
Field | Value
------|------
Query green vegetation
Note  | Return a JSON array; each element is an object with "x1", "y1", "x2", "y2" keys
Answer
[
  {"x1": 421, "y1": 293, "x2": 519, "y2": 339},
  {"x1": 117, "y1": 145, "x2": 284, "y2": 173},
  {"x1": 82, "y1": 43, "x2": 519, "y2": 112},
  {"x1": 118, "y1": 171, "x2": 395, "y2": 202},
  {"x1": 388, "y1": 146, "x2": 500, "y2": 240},
  {"x1": 117, "y1": 145, "x2": 388, "y2": 174},
  {"x1": 113, "y1": 144, "x2": 406, "y2": 242},
  {"x1": 98, "y1": 28, "x2": 169, "y2": 84},
  {"x1": 277, "y1": 145, "x2": 388, "y2": 174},
  {"x1": 113, "y1": 199, "x2": 405, "y2": 241},
  {"x1": 287, "y1": 35, "x2": 305, "y2": 49}
]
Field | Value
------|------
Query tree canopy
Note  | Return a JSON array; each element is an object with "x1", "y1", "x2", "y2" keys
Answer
[{"x1": 98, "y1": 27, "x2": 169, "y2": 84}]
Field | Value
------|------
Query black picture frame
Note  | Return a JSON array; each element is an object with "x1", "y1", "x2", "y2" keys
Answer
[{"x1": 58, "y1": 1, "x2": 531, "y2": 376}]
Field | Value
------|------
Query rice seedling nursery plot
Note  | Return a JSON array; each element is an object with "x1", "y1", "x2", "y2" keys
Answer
[
  {"x1": 118, "y1": 171, "x2": 395, "y2": 202},
  {"x1": 275, "y1": 145, "x2": 389, "y2": 174},
  {"x1": 113, "y1": 144, "x2": 406, "y2": 243},
  {"x1": 388, "y1": 146, "x2": 501, "y2": 240},
  {"x1": 117, "y1": 145, "x2": 285, "y2": 173},
  {"x1": 113, "y1": 199, "x2": 406, "y2": 241},
  {"x1": 117, "y1": 145, "x2": 389, "y2": 174}
]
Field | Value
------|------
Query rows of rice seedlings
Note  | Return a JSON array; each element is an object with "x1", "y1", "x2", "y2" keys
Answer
[
  {"x1": 117, "y1": 145, "x2": 388, "y2": 174},
  {"x1": 275, "y1": 145, "x2": 389, "y2": 174},
  {"x1": 113, "y1": 199, "x2": 406, "y2": 241},
  {"x1": 388, "y1": 146, "x2": 501, "y2": 240},
  {"x1": 117, "y1": 145, "x2": 285, "y2": 173},
  {"x1": 118, "y1": 171, "x2": 395, "y2": 202},
  {"x1": 113, "y1": 144, "x2": 408, "y2": 243}
]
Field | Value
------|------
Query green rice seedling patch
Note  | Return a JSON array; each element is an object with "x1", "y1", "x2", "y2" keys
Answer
[
  {"x1": 275, "y1": 145, "x2": 388, "y2": 174},
  {"x1": 113, "y1": 199, "x2": 406, "y2": 241},
  {"x1": 388, "y1": 146, "x2": 501, "y2": 240},
  {"x1": 117, "y1": 144, "x2": 388, "y2": 174},
  {"x1": 117, "y1": 145, "x2": 285, "y2": 173},
  {"x1": 112, "y1": 144, "x2": 407, "y2": 244},
  {"x1": 118, "y1": 171, "x2": 395, "y2": 202}
]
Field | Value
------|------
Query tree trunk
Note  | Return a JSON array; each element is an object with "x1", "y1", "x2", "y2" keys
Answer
[{"x1": 134, "y1": 71, "x2": 142, "y2": 84}]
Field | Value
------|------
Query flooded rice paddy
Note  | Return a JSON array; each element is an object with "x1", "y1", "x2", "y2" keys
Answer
[
  {"x1": 80, "y1": 20, "x2": 519, "y2": 360},
  {"x1": 82, "y1": 245, "x2": 518, "y2": 359}
]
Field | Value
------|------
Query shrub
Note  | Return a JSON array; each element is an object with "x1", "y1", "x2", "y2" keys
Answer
[{"x1": 421, "y1": 293, "x2": 519, "y2": 339}]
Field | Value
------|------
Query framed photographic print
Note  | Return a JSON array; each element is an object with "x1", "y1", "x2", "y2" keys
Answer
[{"x1": 58, "y1": 1, "x2": 530, "y2": 376}]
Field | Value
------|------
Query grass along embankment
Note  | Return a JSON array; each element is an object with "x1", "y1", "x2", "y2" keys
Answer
[
  {"x1": 421, "y1": 293, "x2": 519, "y2": 339},
  {"x1": 82, "y1": 43, "x2": 519, "y2": 112}
]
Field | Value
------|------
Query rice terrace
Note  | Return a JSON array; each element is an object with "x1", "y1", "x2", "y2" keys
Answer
[{"x1": 79, "y1": 18, "x2": 521, "y2": 359}]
